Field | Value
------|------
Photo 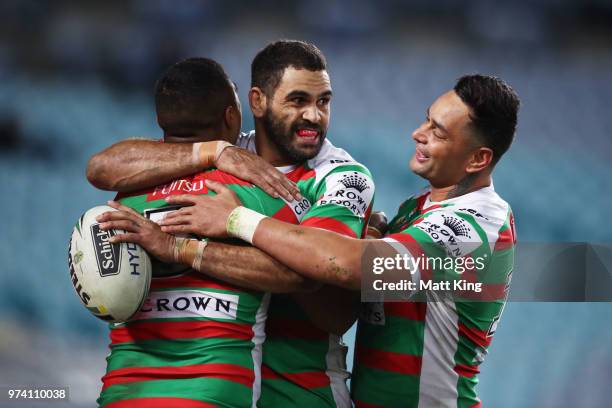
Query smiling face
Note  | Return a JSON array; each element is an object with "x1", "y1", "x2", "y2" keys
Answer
[
  {"x1": 260, "y1": 67, "x2": 332, "y2": 163},
  {"x1": 409, "y1": 90, "x2": 483, "y2": 187}
]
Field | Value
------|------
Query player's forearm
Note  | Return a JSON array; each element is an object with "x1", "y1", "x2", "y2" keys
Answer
[
  {"x1": 249, "y1": 218, "x2": 365, "y2": 290},
  {"x1": 86, "y1": 139, "x2": 197, "y2": 192},
  {"x1": 86, "y1": 139, "x2": 229, "y2": 192},
  {"x1": 187, "y1": 240, "x2": 319, "y2": 293}
]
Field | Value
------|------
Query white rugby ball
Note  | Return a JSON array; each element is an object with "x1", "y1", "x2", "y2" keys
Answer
[{"x1": 68, "y1": 205, "x2": 152, "y2": 323}]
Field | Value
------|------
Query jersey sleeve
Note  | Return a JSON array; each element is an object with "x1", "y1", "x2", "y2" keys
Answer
[{"x1": 300, "y1": 164, "x2": 375, "y2": 238}]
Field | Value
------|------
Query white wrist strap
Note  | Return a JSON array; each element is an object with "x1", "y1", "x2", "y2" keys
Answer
[
  {"x1": 226, "y1": 206, "x2": 267, "y2": 244},
  {"x1": 191, "y1": 238, "x2": 209, "y2": 271},
  {"x1": 214, "y1": 141, "x2": 233, "y2": 162}
]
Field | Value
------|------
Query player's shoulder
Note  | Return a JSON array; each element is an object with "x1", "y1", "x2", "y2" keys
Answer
[
  {"x1": 307, "y1": 138, "x2": 373, "y2": 183},
  {"x1": 420, "y1": 184, "x2": 512, "y2": 246},
  {"x1": 440, "y1": 184, "x2": 510, "y2": 225}
]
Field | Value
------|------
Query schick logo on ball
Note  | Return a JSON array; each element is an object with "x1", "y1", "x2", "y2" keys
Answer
[{"x1": 91, "y1": 224, "x2": 121, "y2": 276}]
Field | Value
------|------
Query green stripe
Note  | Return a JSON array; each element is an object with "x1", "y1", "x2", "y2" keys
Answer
[
  {"x1": 486, "y1": 247, "x2": 514, "y2": 283},
  {"x1": 260, "y1": 378, "x2": 336, "y2": 407},
  {"x1": 107, "y1": 338, "x2": 255, "y2": 372},
  {"x1": 456, "y1": 375, "x2": 479, "y2": 408},
  {"x1": 262, "y1": 337, "x2": 328, "y2": 373},
  {"x1": 456, "y1": 300, "x2": 504, "y2": 333},
  {"x1": 99, "y1": 377, "x2": 252, "y2": 408},
  {"x1": 357, "y1": 316, "x2": 425, "y2": 356},
  {"x1": 351, "y1": 365, "x2": 419, "y2": 408}
]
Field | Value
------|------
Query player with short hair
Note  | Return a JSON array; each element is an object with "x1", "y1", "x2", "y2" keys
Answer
[
  {"x1": 151, "y1": 74, "x2": 520, "y2": 407},
  {"x1": 92, "y1": 40, "x2": 375, "y2": 407},
  {"x1": 96, "y1": 57, "x2": 317, "y2": 408}
]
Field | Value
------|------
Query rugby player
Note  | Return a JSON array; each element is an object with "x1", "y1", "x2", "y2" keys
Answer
[
  {"x1": 152, "y1": 74, "x2": 520, "y2": 407},
  {"x1": 94, "y1": 57, "x2": 326, "y2": 408},
  {"x1": 92, "y1": 41, "x2": 375, "y2": 407}
]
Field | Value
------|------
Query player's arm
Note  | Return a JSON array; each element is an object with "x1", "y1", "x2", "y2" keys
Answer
[
  {"x1": 86, "y1": 139, "x2": 202, "y2": 192},
  {"x1": 237, "y1": 214, "x2": 366, "y2": 289},
  {"x1": 96, "y1": 201, "x2": 319, "y2": 294},
  {"x1": 161, "y1": 164, "x2": 377, "y2": 290},
  {"x1": 86, "y1": 138, "x2": 300, "y2": 200},
  {"x1": 197, "y1": 240, "x2": 321, "y2": 293}
]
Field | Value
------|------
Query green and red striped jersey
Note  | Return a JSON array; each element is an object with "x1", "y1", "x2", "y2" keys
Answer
[
  {"x1": 352, "y1": 184, "x2": 515, "y2": 408},
  {"x1": 97, "y1": 169, "x2": 303, "y2": 408},
  {"x1": 237, "y1": 132, "x2": 375, "y2": 408}
]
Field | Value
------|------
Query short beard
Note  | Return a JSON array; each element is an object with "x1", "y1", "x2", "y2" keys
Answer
[{"x1": 261, "y1": 107, "x2": 325, "y2": 163}]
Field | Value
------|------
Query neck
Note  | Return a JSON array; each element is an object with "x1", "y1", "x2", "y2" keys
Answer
[
  {"x1": 429, "y1": 172, "x2": 491, "y2": 202},
  {"x1": 253, "y1": 121, "x2": 295, "y2": 166}
]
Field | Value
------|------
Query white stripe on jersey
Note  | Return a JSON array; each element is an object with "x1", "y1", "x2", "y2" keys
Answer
[
  {"x1": 382, "y1": 237, "x2": 422, "y2": 296},
  {"x1": 250, "y1": 292, "x2": 271, "y2": 407},
  {"x1": 418, "y1": 291, "x2": 460, "y2": 408},
  {"x1": 325, "y1": 334, "x2": 351, "y2": 408}
]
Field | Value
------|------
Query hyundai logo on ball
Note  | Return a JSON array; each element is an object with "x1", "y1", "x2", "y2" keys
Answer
[{"x1": 91, "y1": 224, "x2": 121, "y2": 276}]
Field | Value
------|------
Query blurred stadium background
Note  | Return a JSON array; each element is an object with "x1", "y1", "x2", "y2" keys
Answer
[{"x1": 1, "y1": 1, "x2": 611, "y2": 407}]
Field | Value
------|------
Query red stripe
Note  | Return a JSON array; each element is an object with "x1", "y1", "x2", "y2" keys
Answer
[
  {"x1": 355, "y1": 346, "x2": 421, "y2": 376},
  {"x1": 270, "y1": 204, "x2": 300, "y2": 224},
  {"x1": 353, "y1": 400, "x2": 385, "y2": 408},
  {"x1": 453, "y1": 283, "x2": 507, "y2": 301},
  {"x1": 416, "y1": 193, "x2": 429, "y2": 213},
  {"x1": 384, "y1": 302, "x2": 427, "y2": 321},
  {"x1": 105, "y1": 397, "x2": 218, "y2": 408},
  {"x1": 111, "y1": 320, "x2": 253, "y2": 344},
  {"x1": 458, "y1": 323, "x2": 492, "y2": 348},
  {"x1": 261, "y1": 364, "x2": 330, "y2": 389},
  {"x1": 266, "y1": 317, "x2": 328, "y2": 341},
  {"x1": 145, "y1": 170, "x2": 252, "y2": 202},
  {"x1": 453, "y1": 256, "x2": 507, "y2": 301},
  {"x1": 301, "y1": 216, "x2": 357, "y2": 238},
  {"x1": 386, "y1": 232, "x2": 433, "y2": 282},
  {"x1": 421, "y1": 203, "x2": 442, "y2": 213},
  {"x1": 202, "y1": 169, "x2": 252, "y2": 186},
  {"x1": 150, "y1": 273, "x2": 248, "y2": 293},
  {"x1": 102, "y1": 363, "x2": 254, "y2": 390},
  {"x1": 286, "y1": 167, "x2": 316, "y2": 182},
  {"x1": 494, "y1": 227, "x2": 514, "y2": 251},
  {"x1": 454, "y1": 363, "x2": 480, "y2": 379}
]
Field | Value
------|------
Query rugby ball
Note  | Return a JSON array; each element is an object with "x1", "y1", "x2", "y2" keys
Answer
[{"x1": 68, "y1": 205, "x2": 152, "y2": 323}]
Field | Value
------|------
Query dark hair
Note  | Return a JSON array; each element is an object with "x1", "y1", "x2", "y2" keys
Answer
[
  {"x1": 155, "y1": 57, "x2": 235, "y2": 132},
  {"x1": 251, "y1": 40, "x2": 327, "y2": 96},
  {"x1": 454, "y1": 74, "x2": 520, "y2": 165}
]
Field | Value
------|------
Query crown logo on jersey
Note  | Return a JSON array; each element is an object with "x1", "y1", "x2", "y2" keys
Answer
[
  {"x1": 442, "y1": 214, "x2": 471, "y2": 238},
  {"x1": 340, "y1": 172, "x2": 370, "y2": 192}
]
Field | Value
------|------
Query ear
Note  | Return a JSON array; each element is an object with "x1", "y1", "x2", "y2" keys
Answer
[
  {"x1": 466, "y1": 147, "x2": 494, "y2": 173},
  {"x1": 223, "y1": 105, "x2": 238, "y2": 128},
  {"x1": 223, "y1": 105, "x2": 241, "y2": 143},
  {"x1": 249, "y1": 87, "x2": 267, "y2": 118}
]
